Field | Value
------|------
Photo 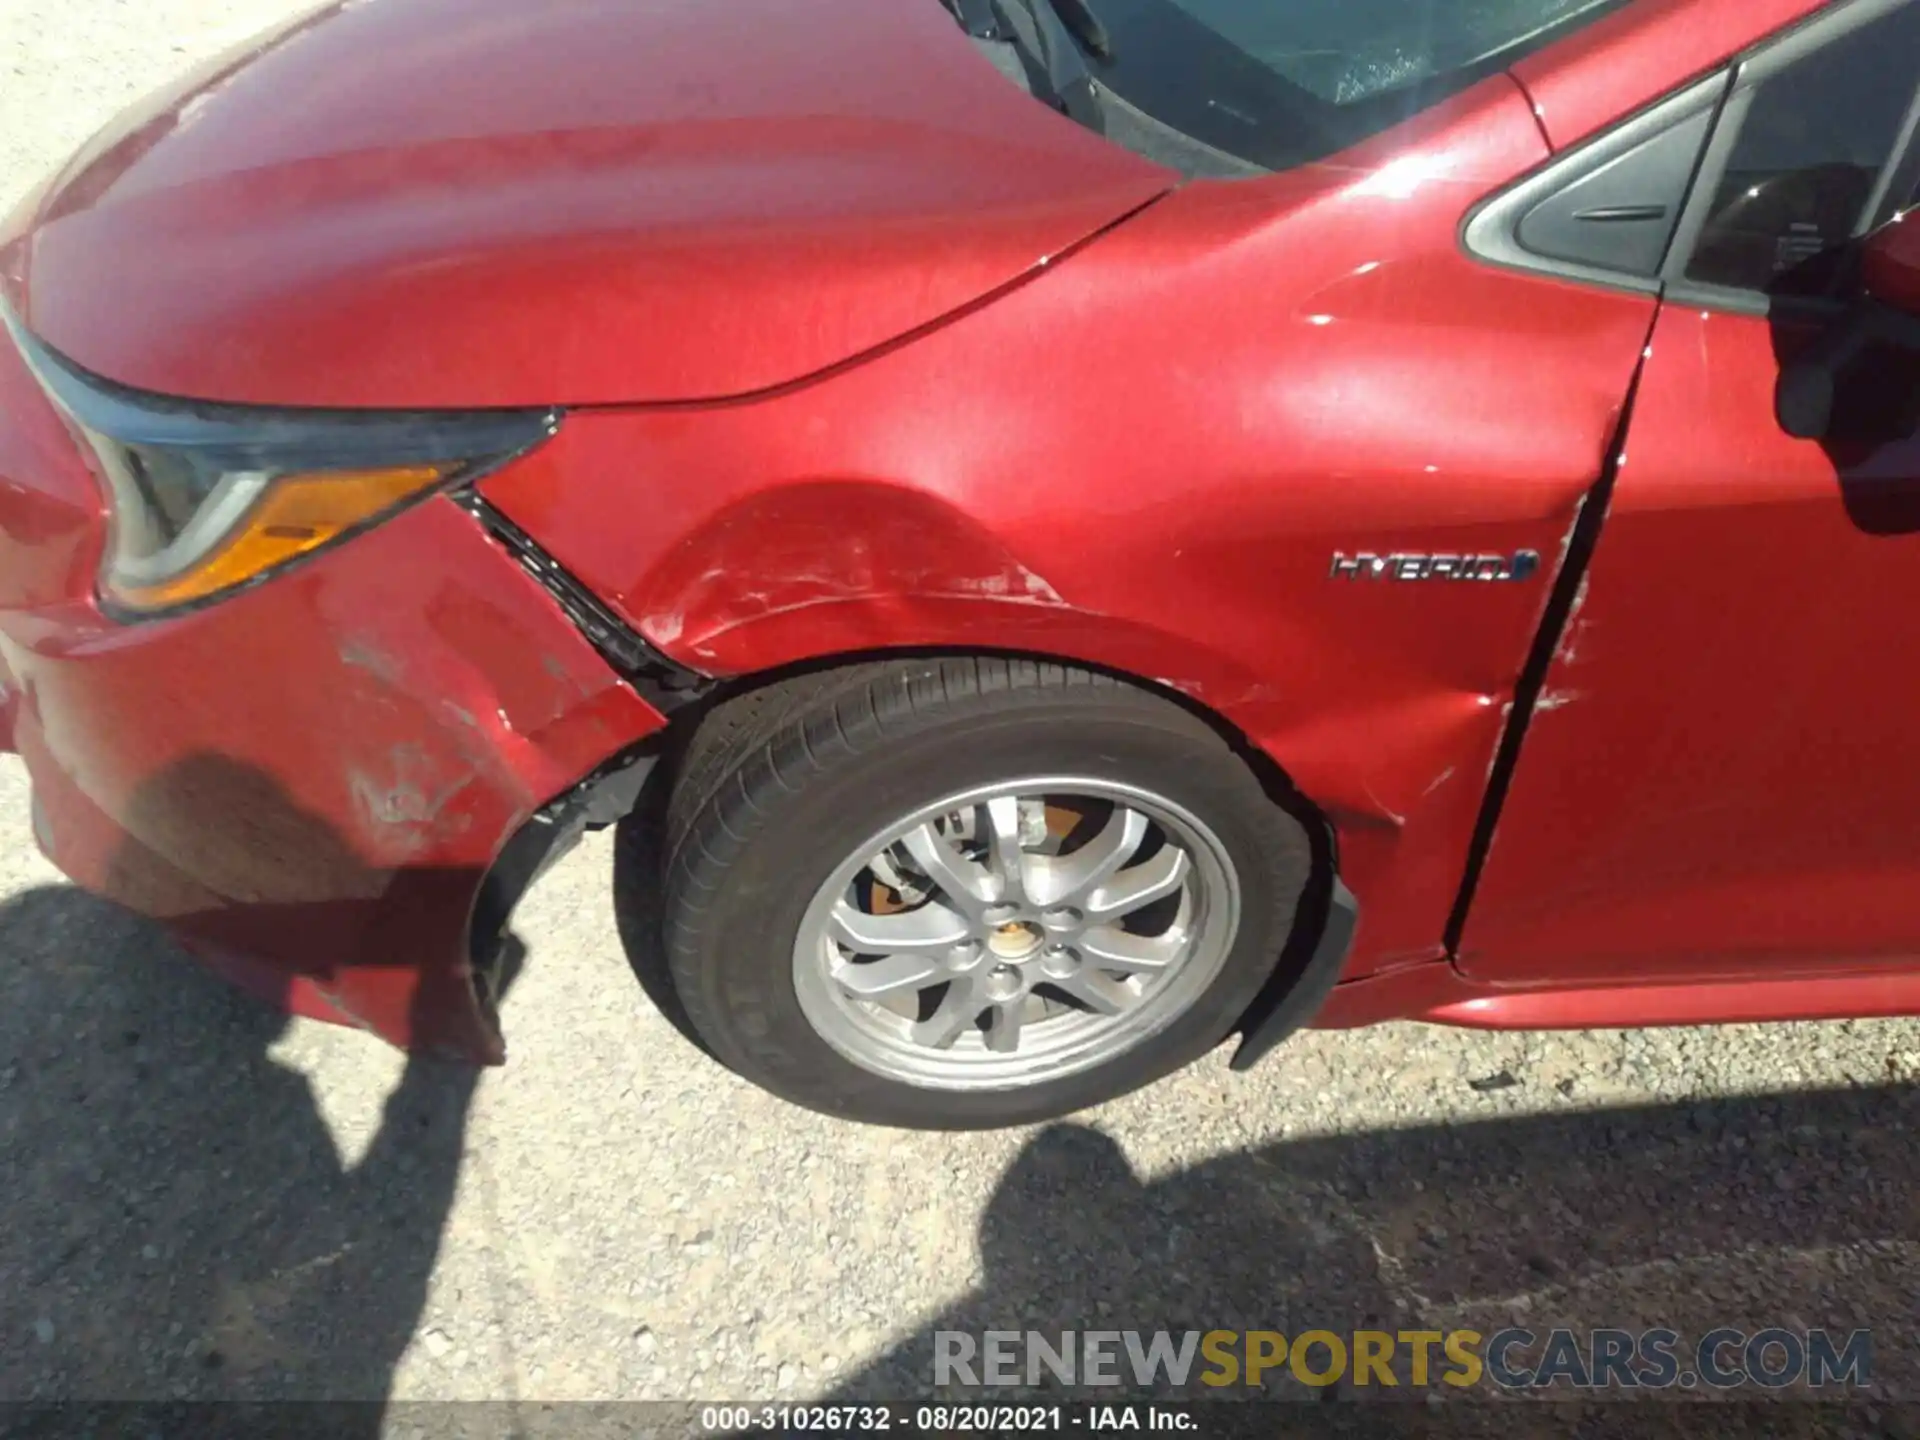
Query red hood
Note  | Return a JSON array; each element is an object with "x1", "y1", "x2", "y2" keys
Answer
[{"x1": 3, "y1": 0, "x2": 1172, "y2": 409}]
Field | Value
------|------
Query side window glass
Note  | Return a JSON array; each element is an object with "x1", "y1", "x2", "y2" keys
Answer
[
  {"x1": 1462, "y1": 76, "x2": 1724, "y2": 290},
  {"x1": 1515, "y1": 106, "x2": 1715, "y2": 277},
  {"x1": 1685, "y1": 1, "x2": 1920, "y2": 298}
]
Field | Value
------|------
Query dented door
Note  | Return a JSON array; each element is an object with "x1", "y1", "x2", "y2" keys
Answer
[
  {"x1": 1461, "y1": 303, "x2": 1920, "y2": 984},
  {"x1": 1462, "y1": 0, "x2": 1920, "y2": 984}
]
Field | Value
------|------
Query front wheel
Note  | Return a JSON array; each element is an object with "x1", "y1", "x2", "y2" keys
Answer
[{"x1": 653, "y1": 658, "x2": 1314, "y2": 1129}]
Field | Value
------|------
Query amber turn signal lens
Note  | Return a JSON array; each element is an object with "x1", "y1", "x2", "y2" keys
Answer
[{"x1": 106, "y1": 464, "x2": 454, "y2": 612}]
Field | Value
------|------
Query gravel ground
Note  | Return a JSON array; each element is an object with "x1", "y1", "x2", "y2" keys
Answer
[{"x1": 1, "y1": 0, "x2": 1917, "y2": 1420}]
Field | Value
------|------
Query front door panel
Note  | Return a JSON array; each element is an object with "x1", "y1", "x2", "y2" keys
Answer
[
  {"x1": 1462, "y1": 302, "x2": 1920, "y2": 981},
  {"x1": 1461, "y1": 0, "x2": 1920, "y2": 984}
]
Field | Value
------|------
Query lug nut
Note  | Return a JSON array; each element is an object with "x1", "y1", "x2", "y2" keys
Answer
[{"x1": 985, "y1": 963, "x2": 1023, "y2": 1000}]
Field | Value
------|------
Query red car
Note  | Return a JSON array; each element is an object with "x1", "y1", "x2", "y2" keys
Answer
[{"x1": 4, "y1": 0, "x2": 1920, "y2": 1129}]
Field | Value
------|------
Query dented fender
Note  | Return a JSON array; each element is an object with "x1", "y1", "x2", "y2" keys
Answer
[{"x1": 477, "y1": 90, "x2": 1659, "y2": 978}]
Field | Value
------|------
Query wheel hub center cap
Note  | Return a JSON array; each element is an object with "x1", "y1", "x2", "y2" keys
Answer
[{"x1": 987, "y1": 921, "x2": 1044, "y2": 960}]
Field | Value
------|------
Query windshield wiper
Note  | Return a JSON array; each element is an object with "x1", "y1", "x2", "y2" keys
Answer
[
  {"x1": 973, "y1": 0, "x2": 1113, "y2": 129},
  {"x1": 947, "y1": 0, "x2": 1112, "y2": 126},
  {"x1": 1046, "y1": 0, "x2": 1112, "y2": 61},
  {"x1": 946, "y1": 0, "x2": 1004, "y2": 38}
]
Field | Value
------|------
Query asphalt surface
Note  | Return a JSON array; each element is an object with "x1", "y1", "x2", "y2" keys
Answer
[{"x1": 2, "y1": 0, "x2": 1917, "y2": 1421}]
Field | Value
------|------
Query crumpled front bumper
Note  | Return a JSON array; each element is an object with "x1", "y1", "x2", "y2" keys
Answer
[{"x1": 0, "y1": 358, "x2": 668, "y2": 1058}]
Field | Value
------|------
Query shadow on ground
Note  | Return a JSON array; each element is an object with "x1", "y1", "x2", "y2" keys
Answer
[
  {"x1": 2, "y1": 872, "x2": 1916, "y2": 1436},
  {"x1": 828, "y1": 1088, "x2": 1917, "y2": 1421},
  {"x1": 0, "y1": 881, "x2": 480, "y2": 1416}
]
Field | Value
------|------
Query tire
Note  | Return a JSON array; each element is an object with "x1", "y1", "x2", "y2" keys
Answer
[{"x1": 654, "y1": 657, "x2": 1314, "y2": 1129}]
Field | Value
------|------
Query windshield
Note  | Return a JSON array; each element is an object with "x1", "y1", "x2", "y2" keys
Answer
[{"x1": 1086, "y1": 0, "x2": 1631, "y2": 170}]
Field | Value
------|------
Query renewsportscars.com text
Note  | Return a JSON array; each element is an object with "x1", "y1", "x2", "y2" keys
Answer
[{"x1": 934, "y1": 1327, "x2": 1872, "y2": 1391}]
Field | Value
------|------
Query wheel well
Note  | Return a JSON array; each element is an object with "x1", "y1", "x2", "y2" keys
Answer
[{"x1": 678, "y1": 645, "x2": 1321, "y2": 828}]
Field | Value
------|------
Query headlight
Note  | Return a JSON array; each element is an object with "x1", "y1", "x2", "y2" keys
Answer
[{"x1": 3, "y1": 307, "x2": 557, "y2": 616}]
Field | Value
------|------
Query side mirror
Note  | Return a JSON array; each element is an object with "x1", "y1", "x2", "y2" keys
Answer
[{"x1": 1777, "y1": 216, "x2": 1920, "y2": 440}]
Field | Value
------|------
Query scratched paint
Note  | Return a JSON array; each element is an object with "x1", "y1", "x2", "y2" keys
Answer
[{"x1": 626, "y1": 481, "x2": 1076, "y2": 653}]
